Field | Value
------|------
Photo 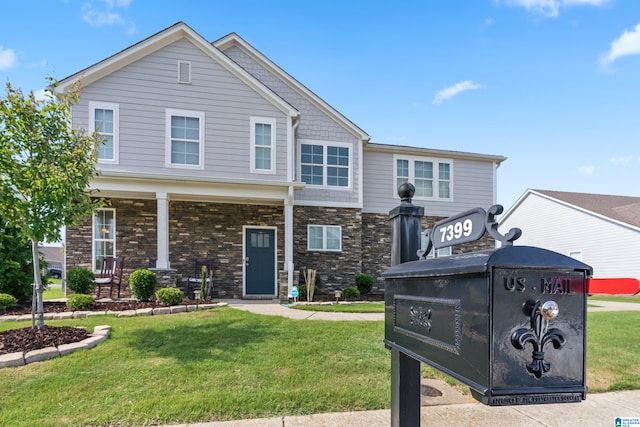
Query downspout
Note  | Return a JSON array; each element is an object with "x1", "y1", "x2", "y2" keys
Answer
[{"x1": 286, "y1": 117, "x2": 300, "y2": 296}]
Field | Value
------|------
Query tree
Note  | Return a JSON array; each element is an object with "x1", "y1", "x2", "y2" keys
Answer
[{"x1": 0, "y1": 80, "x2": 103, "y2": 329}]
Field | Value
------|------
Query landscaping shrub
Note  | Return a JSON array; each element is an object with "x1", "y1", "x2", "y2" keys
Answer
[
  {"x1": 343, "y1": 286, "x2": 360, "y2": 300},
  {"x1": 0, "y1": 293, "x2": 17, "y2": 313},
  {"x1": 0, "y1": 216, "x2": 33, "y2": 302},
  {"x1": 66, "y1": 267, "x2": 96, "y2": 295},
  {"x1": 66, "y1": 293, "x2": 95, "y2": 310},
  {"x1": 355, "y1": 273, "x2": 373, "y2": 295},
  {"x1": 156, "y1": 287, "x2": 184, "y2": 306},
  {"x1": 129, "y1": 269, "x2": 157, "y2": 301},
  {"x1": 297, "y1": 284, "x2": 307, "y2": 301}
]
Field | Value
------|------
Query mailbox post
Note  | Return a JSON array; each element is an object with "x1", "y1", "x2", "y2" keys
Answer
[
  {"x1": 388, "y1": 183, "x2": 423, "y2": 426},
  {"x1": 384, "y1": 185, "x2": 591, "y2": 425}
]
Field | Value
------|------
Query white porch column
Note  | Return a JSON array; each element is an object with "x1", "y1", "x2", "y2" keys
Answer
[
  {"x1": 156, "y1": 192, "x2": 170, "y2": 269},
  {"x1": 284, "y1": 185, "x2": 295, "y2": 295}
]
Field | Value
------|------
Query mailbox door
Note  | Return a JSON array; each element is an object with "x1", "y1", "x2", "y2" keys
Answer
[{"x1": 490, "y1": 267, "x2": 587, "y2": 403}]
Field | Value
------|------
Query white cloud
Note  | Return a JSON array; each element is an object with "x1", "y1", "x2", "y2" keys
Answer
[
  {"x1": 610, "y1": 155, "x2": 633, "y2": 164},
  {"x1": 433, "y1": 81, "x2": 483, "y2": 105},
  {"x1": 497, "y1": 0, "x2": 610, "y2": 18},
  {"x1": 83, "y1": 9, "x2": 124, "y2": 26},
  {"x1": 600, "y1": 23, "x2": 640, "y2": 65},
  {"x1": 81, "y1": 1, "x2": 135, "y2": 33},
  {"x1": 0, "y1": 46, "x2": 17, "y2": 70},
  {"x1": 578, "y1": 165, "x2": 595, "y2": 175},
  {"x1": 485, "y1": 18, "x2": 494, "y2": 26},
  {"x1": 33, "y1": 89, "x2": 48, "y2": 101}
]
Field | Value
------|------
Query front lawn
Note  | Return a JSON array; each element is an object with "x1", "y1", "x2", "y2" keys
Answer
[
  {"x1": 589, "y1": 294, "x2": 640, "y2": 304},
  {"x1": 1, "y1": 308, "x2": 639, "y2": 426}
]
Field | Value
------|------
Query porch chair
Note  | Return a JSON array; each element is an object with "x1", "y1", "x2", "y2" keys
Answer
[
  {"x1": 95, "y1": 256, "x2": 125, "y2": 299},
  {"x1": 187, "y1": 259, "x2": 214, "y2": 300}
]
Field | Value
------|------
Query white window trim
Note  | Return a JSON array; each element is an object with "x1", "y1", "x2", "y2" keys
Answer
[
  {"x1": 165, "y1": 108, "x2": 205, "y2": 169},
  {"x1": 307, "y1": 224, "x2": 342, "y2": 252},
  {"x1": 250, "y1": 116, "x2": 277, "y2": 174},
  {"x1": 178, "y1": 60, "x2": 191, "y2": 84},
  {"x1": 89, "y1": 101, "x2": 119, "y2": 164},
  {"x1": 299, "y1": 138, "x2": 352, "y2": 190},
  {"x1": 393, "y1": 154, "x2": 453, "y2": 201},
  {"x1": 568, "y1": 250, "x2": 583, "y2": 261},
  {"x1": 92, "y1": 208, "x2": 116, "y2": 273}
]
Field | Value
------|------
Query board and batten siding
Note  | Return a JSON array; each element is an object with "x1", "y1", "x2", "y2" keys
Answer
[
  {"x1": 221, "y1": 45, "x2": 362, "y2": 206},
  {"x1": 74, "y1": 38, "x2": 290, "y2": 183},
  {"x1": 362, "y1": 150, "x2": 498, "y2": 216},
  {"x1": 499, "y1": 194, "x2": 640, "y2": 279}
]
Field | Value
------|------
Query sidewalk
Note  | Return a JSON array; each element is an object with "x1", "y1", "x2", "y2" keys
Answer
[{"x1": 185, "y1": 299, "x2": 640, "y2": 426}]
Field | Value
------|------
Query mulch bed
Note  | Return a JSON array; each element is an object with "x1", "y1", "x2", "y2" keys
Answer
[{"x1": 0, "y1": 300, "x2": 191, "y2": 356}]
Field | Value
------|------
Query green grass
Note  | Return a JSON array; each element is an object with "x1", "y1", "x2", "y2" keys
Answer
[
  {"x1": 290, "y1": 302, "x2": 384, "y2": 313},
  {"x1": 42, "y1": 286, "x2": 65, "y2": 300},
  {"x1": 589, "y1": 294, "x2": 640, "y2": 304},
  {"x1": 1, "y1": 308, "x2": 639, "y2": 426}
]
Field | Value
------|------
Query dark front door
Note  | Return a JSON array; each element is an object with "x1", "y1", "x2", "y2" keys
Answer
[{"x1": 245, "y1": 228, "x2": 276, "y2": 296}]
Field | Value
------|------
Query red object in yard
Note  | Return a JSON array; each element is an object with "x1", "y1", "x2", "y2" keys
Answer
[{"x1": 587, "y1": 278, "x2": 640, "y2": 295}]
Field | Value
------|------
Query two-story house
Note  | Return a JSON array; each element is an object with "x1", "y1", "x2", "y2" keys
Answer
[{"x1": 58, "y1": 22, "x2": 505, "y2": 300}]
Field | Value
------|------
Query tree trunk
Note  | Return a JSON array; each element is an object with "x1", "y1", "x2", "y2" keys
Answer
[{"x1": 30, "y1": 238, "x2": 45, "y2": 330}]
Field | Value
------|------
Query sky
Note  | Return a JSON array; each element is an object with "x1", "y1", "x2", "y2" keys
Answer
[{"x1": 1, "y1": 0, "x2": 640, "y2": 210}]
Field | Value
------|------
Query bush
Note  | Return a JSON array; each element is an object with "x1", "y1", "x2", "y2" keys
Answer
[
  {"x1": 0, "y1": 217, "x2": 33, "y2": 302},
  {"x1": 66, "y1": 267, "x2": 96, "y2": 295},
  {"x1": 355, "y1": 273, "x2": 373, "y2": 295},
  {"x1": 297, "y1": 284, "x2": 307, "y2": 300},
  {"x1": 156, "y1": 287, "x2": 184, "y2": 306},
  {"x1": 130, "y1": 269, "x2": 157, "y2": 301},
  {"x1": 66, "y1": 294, "x2": 95, "y2": 310},
  {"x1": 343, "y1": 286, "x2": 361, "y2": 300},
  {"x1": 0, "y1": 293, "x2": 17, "y2": 313}
]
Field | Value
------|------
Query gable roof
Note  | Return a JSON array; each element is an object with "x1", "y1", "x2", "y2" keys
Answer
[
  {"x1": 364, "y1": 142, "x2": 507, "y2": 164},
  {"x1": 56, "y1": 22, "x2": 299, "y2": 119},
  {"x1": 213, "y1": 33, "x2": 370, "y2": 143},
  {"x1": 506, "y1": 189, "x2": 640, "y2": 229}
]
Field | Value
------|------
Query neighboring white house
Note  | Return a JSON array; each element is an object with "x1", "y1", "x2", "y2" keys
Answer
[
  {"x1": 57, "y1": 22, "x2": 506, "y2": 300},
  {"x1": 498, "y1": 189, "x2": 640, "y2": 280}
]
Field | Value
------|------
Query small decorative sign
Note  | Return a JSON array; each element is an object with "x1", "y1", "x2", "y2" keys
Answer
[{"x1": 291, "y1": 286, "x2": 299, "y2": 298}]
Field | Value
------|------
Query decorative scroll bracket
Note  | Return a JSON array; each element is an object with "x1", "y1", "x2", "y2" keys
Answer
[{"x1": 419, "y1": 204, "x2": 522, "y2": 259}]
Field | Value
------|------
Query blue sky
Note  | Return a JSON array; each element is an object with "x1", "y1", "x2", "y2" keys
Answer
[{"x1": 1, "y1": 0, "x2": 639, "y2": 209}]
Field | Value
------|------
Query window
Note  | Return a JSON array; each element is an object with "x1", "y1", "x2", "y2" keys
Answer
[
  {"x1": 250, "y1": 117, "x2": 276, "y2": 173},
  {"x1": 89, "y1": 102, "x2": 119, "y2": 163},
  {"x1": 178, "y1": 61, "x2": 191, "y2": 84},
  {"x1": 93, "y1": 209, "x2": 115, "y2": 271},
  {"x1": 308, "y1": 225, "x2": 342, "y2": 251},
  {"x1": 300, "y1": 140, "x2": 351, "y2": 187},
  {"x1": 394, "y1": 156, "x2": 452, "y2": 200},
  {"x1": 165, "y1": 109, "x2": 204, "y2": 168},
  {"x1": 421, "y1": 231, "x2": 452, "y2": 259}
]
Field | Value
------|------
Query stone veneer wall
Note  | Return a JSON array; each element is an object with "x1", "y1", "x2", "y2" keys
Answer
[
  {"x1": 66, "y1": 198, "x2": 285, "y2": 299},
  {"x1": 66, "y1": 199, "x2": 158, "y2": 297},
  {"x1": 169, "y1": 201, "x2": 284, "y2": 299},
  {"x1": 293, "y1": 206, "x2": 362, "y2": 295}
]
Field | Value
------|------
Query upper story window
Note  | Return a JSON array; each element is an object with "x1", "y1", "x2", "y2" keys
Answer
[
  {"x1": 308, "y1": 225, "x2": 342, "y2": 252},
  {"x1": 93, "y1": 208, "x2": 115, "y2": 271},
  {"x1": 250, "y1": 117, "x2": 276, "y2": 174},
  {"x1": 89, "y1": 102, "x2": 119, "y2": 163},
  {"x1": 300, "y1": 139, "x2": 351, "y2": 188},
  {"x1": 395, "y1": 155, "x2": 452, "y2": 200},
  {"x1": 165, "y1": 109, "x2": 204, "y2": 169}
]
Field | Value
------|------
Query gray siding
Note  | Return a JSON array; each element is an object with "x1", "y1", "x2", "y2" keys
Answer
[
  {"x1": 74, "y1": 39, "x2": 290, "y2": 182},
  {"x1": 500, "y1": 194, "x2": 640, "y2": 280},
  {"x1": 363, "y1": 150, "x2": 498, "y2": 216},
  {"x1": 222, "y1": 45, "x2": 361, "y2": 206}
]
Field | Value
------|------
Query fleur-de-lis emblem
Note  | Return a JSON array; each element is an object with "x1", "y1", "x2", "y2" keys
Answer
[
  {"x1": 409, "y1": 305, "x2": 432, "y2": 332},
  {"x1": 511, "y1": 300, "x2": 566, "y2": 378}
]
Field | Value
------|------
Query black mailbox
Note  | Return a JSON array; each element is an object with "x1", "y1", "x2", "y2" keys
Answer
[{"x1": 384, "y1": 200, "x2": 592, "y2": 407}]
